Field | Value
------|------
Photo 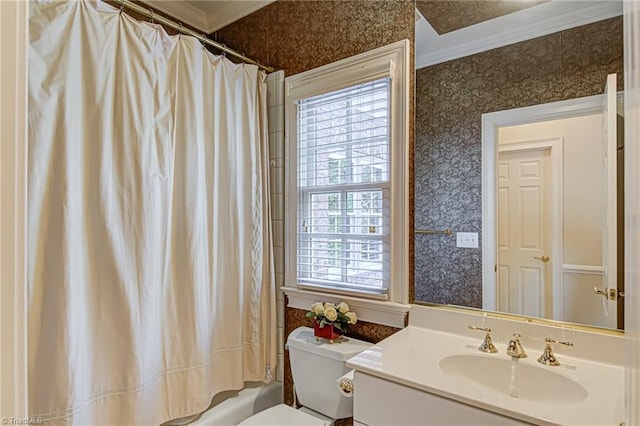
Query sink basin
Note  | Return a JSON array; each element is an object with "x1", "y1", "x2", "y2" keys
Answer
[{"x1": 439, "y1": 355, "x2": 588, "y2": 404}]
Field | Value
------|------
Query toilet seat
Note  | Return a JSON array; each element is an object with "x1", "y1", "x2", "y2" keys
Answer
[{"x1": 238, "y1": 404, "x2": 332, "y2": 426}]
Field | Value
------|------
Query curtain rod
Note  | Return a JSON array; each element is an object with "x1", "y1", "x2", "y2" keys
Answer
[{"x1": 118, "y1": 0, "x2": 275, "y2": 73}]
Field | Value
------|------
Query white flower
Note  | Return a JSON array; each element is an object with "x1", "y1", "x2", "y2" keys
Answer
[
  {"x1": 345, "y1": 311, "x2": 357, "y2": 324},
  {"x1": 337, "y1": 302, "x2": 349, "y2": 313},
  {"x1": 324, "y1": 306, "x2": 338, "y2": 322},
  {"x1": 324, "y1": 302, "x2": 335, "y2": 311},
  {"x1": 311, "y1": 302, "x2": 324, "y2": 315}
]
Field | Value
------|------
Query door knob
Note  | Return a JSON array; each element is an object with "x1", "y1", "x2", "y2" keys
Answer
[
  {"x1": 533, "y1": 255, "x2": 550, "y2": 263},
  {"x1": 593, "y1": 286, "x2": 608, "y2": 296},
  {"x1": 593, "y1": 287, "x2": 623, "y2": 300}
]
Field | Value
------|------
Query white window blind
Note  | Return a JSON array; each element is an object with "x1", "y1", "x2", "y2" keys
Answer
[{"x1": 296, "y1": 77, "x2": 391, "y2": 295}]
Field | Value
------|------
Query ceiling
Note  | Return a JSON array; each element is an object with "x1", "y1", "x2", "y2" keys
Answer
[
  {"x1": 143, "y1": 0, "x2": 622, "y2": 70},
  {"x1": 143, "y1": 0, "x2": 273, "y2": 34},
  {"x1": 415, "y1": 0, "x2": 622, "y2": 69},
  {"x1": 416, "y1": 0, "x2": 549, "y2": 35}
]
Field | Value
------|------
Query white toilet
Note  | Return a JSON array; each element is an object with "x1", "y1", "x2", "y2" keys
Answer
[{"x1": 239, "y1": 326, "x2": 371, "y2": 425}]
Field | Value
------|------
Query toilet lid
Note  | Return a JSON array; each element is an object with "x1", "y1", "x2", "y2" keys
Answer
[{"x1": 239, "y1": 404, "x2": 331, "y2": 426}]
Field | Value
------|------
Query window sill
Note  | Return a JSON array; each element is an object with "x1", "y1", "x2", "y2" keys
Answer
[{"x1": 281, "y1": 286, "x2": 410, "y2": 329}]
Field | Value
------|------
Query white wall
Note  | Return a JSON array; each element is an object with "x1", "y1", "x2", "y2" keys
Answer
[
  {"x1": 499, "y1": 114, "x2": 608, "y2": 326},
  {"x1": 266, "y1": 70, "x2": 285, "y2": 383}
]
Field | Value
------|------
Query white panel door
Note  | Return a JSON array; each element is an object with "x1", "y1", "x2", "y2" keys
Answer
[
  {"x1": 600, "y1": 73, "x2": 618, "y2": 329},
  {"x1": 498, "y1": 149, "x2": 552, "y2": 318}
]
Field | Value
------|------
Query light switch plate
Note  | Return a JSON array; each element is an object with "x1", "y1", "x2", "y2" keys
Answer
[{"x1": 456, "y1": 232, "x2": 478, "y2": 248}]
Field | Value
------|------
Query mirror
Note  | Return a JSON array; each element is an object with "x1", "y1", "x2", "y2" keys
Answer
[{"x1": 413, "y1": 1, "x2": 625, "y2": 330}]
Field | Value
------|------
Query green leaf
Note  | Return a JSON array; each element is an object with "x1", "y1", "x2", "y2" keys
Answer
[{"x1": 306, "y1": 312, "x2": 316, "y2": 318}]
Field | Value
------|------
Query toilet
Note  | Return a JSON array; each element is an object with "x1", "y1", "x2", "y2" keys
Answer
[{"x1": 239, "y1": 326, "x2": 372, "y2": 425}]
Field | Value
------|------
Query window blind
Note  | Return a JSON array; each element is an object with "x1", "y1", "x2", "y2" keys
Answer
[{"x1": 296, "y1": 78, "x2": 391, "y2": 294}]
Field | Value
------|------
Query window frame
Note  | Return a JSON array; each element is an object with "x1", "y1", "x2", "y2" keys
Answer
[{"x1": 283, "y1": 40, "x2": 410, "y2": 320}]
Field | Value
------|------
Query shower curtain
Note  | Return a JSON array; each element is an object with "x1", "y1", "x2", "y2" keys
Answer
[{"x1": 27, "y1": 1, "x2": 276, "y2": 424}]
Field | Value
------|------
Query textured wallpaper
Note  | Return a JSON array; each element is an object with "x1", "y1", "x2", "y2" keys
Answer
[
  {"x1": 215, "y1": 0, "x2": 416, "y2": 304},
  {"x1": 214, "y1": 0, "x2": 415, "y2": 77},
  {"x1": 414, "y1": 17, "x2": 624, "y2": 308},
  {"x1": 216, "y1": 2, "x2": 414, "y2": 421}
]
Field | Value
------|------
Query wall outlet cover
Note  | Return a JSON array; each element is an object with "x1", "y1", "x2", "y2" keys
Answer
[{"x1": 456, "y1": 232, "x2": 479, "y2": 248}]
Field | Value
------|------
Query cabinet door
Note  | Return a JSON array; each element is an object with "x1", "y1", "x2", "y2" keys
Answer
[{"x1": 354, "y1": 372, "x2": 531, "y2": 426}]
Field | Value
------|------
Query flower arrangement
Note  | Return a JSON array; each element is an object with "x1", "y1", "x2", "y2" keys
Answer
[{"x1": 306, "y1": 301, "x2": 358, "y2": 334}]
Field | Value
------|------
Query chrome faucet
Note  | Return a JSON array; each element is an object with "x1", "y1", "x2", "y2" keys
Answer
[
  {"x1": 468, "y1": 325, "x2": 498, "y2": 353},
  {"x1": 506, "y1": 333, "x2": 527, "y2": 358},
  {"x1": 537, "y1": 338, "x2": 574, "y2": 366}
]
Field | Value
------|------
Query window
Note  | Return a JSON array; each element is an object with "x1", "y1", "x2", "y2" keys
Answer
[
  {"x1": 285, "y1": 40, "x2": 409, "y2": 306},
  {"x1": 297, "y1": 79, "x2": 390, "y2": 294}
]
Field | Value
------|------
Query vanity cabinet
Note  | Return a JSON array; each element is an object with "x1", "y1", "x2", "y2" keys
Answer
[{"x1": 353, "y1": 372, "x2": 532, "y2": 426}]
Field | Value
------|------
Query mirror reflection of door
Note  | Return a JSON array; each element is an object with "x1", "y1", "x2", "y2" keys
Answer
[
  {"x1": 497, "y1": 147, "x2": 552, "y2": 318},
  {"x1": 494, "y1": 86, "x2": 623, "y2": 329},
  {"x1": 601, "y1": 73, "x2": 621, "y2": 329},
  {"x1": 616, "y1": 107, "x2": 625, "y2": 329}
]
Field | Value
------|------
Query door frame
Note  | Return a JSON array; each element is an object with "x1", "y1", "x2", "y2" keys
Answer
[
  {"x1": 481, "y1": 94, "x2": 608, "y2": 314},
  {"x1": 0, "y1": 0, "x2": 29, "y2": 418},
  {"x1": 496, "y1": 138, "x2": 561, "y2": 318},
  {"x1": 624, "y1": 1, "x2": 640, "y2": 423}
]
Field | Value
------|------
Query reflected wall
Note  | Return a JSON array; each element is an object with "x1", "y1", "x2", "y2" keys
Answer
[{"x1": 414, "y1": 17, "x2": 623, "y2": 307}]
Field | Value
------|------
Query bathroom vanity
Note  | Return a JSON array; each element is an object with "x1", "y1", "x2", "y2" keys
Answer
[{"x1": 346, "y1": 305, "x2": 625, "y2": 426}]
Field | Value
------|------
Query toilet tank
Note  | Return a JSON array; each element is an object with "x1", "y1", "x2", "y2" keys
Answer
[{"x1": 287, "y1": 326, "x2": 372, "y2": 420}]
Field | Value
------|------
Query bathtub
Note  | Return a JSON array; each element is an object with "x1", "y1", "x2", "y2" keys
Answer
[{"x1": 165, "y1": 381, "x2": 283, "y2": 426}]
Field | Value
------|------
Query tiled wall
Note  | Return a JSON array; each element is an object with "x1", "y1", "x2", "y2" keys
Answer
[
  {"x1": 414, "y1": 17, "x2": 624, "y2": 308},
  {"x1": 266, "y1": 70, "x2": 286, "y2": 382}
]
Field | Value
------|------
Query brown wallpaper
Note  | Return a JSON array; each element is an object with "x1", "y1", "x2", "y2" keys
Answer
[
  {"x1": 283, "y1": 300, "x2": 401, "y2": 426},
  {"x1": 414, "y1": 17, "x2": 624, "y2": 308},
  {"x1": 214, "y1": 0, "x2": 414, "y2": 77},
  {"x1": 416, "y1": 0, "x2": 548, "y2": 35},
  {"x1": 216, "y1": 3, "x2": 414, "y2": 423},
  {"x1": 217, "y1": 0, "x2": 416, "y2": 303}
]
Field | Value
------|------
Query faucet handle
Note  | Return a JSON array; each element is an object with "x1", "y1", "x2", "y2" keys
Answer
[
  {"x1": 537, "y1": 338, "x2": 574, "y2": 366},
  {"x1": 506, "y1": 333, "x2": 527, "y2": 358},
  {"x1": 468, "y1": 325, "x2": 491, "y2": 332},
  {"x1": 467, "y1": 325, "x2": 498, "y2": 353},
  {"x1": 545, "y1": 337, "x2": 574, "y2": 347}
]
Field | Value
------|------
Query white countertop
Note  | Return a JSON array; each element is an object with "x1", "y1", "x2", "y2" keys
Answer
[{"x1": 346, "y1": 325, "x2": 625, "y2": 426}]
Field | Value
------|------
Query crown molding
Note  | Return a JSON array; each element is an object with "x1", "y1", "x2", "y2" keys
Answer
[
  {"x1": 143, "y1": 1, "x2": 210, "y2": 33},
  {"x1": 205, "y1": 1, "x2": 274, "y2": 33},
  {"x1": 143, "y1": 1, "x2": 273, "y2": 34},
  {"x1": 416, "y1": 0, "x2": 622, "y2": 69}
]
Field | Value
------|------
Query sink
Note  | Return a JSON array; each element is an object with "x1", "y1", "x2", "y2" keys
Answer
[{"x1": 439, "y1": 355, "x2": 588, "y2": 404}]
